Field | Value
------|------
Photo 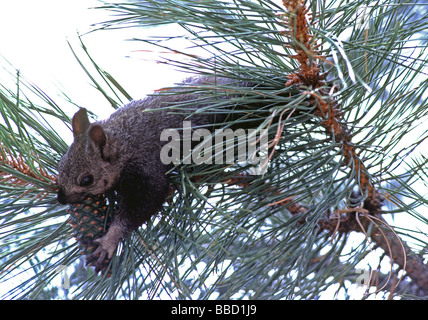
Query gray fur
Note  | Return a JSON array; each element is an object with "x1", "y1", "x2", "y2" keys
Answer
[{"x1": 57, "y1": 76, "x2": 247, "y2": 271}]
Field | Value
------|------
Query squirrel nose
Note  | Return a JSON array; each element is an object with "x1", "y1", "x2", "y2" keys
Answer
[{"x1": 57, "y1": 187, "x2": 68, "y2": 205}]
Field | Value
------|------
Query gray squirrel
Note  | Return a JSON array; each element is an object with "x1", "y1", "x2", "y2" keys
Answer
[{"x1": 57, "y1": 75, "x2": 276, "y2": 271}]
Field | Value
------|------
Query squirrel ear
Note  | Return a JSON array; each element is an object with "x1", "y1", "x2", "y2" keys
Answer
[
  {"x1": 89, "y1": 125, "x2": 106, "y2": 148},
  {"x1": 89, "y1": 125, "x2": 114, "y2": 162},
  {"x1": 72, "y1": 108, "x2": 91, "y2": 138}
]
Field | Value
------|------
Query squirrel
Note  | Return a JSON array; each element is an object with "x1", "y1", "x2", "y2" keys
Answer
[{"x1": 57, "y1": 75, "x2": 275, "y2": 271}]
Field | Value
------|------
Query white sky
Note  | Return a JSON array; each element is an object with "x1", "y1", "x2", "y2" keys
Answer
[{"x1": 0, "y1": 0, "x2": 187, "y2": 118}]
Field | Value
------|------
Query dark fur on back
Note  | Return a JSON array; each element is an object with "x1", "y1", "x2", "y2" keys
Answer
[{"x1": 57, "y1": 76, "x2": 253, "y2": 271}]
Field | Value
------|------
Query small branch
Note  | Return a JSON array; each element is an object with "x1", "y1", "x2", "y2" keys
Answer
[
  {"x1": 315, "y1": 202, "x2": 428, "y2": 292},
  {"x1": 211, "y1": 170, "x2": 428, "y2": 294},
  {"x1": 278, "y1": 2, "x2": 428, "y2": 293},
  {"x1": 282, "y1": 0, "x2": 378, "y2": 205},
  {"x1": 0, "y1": 144, "x2": 57, "y2": 197}
]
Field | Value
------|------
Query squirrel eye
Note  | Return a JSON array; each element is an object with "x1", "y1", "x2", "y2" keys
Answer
[{"x1": 79, "y1": 175, "x2": 94, "y2": 187}]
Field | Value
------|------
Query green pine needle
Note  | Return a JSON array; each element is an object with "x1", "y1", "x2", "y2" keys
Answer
[{"x1": 0, "y1": 0, "x2": 427, "y2": 300}]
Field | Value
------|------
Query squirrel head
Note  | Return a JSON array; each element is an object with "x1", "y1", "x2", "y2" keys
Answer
[{"x1": 57, "y1": 108, "x2": 120, "y2": 205}]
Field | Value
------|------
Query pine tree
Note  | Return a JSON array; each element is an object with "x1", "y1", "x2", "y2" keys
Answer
[{"x1": 0, "y1": 0, "x2": 427, "y2": 299}]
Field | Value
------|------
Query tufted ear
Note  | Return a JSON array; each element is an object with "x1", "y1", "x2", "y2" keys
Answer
[
  {"x1": 72, "y1": 108, "x2": 91, "y2": 138},
  {"x1": 88, "y1": 125, "x2": 115, "y2": 162}
]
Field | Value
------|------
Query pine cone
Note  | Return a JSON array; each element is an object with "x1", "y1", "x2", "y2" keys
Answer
[{"x1": 67, "y1": 194, "x2": 113, "y2": 275}]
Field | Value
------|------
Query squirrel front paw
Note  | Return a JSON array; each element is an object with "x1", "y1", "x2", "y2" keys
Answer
[
  {"x1": 86, "y1": 223, "x2": 125, "y2": 273},
  {"x1": 86, "y1": 236, "x2": 118, "y2": 272}
]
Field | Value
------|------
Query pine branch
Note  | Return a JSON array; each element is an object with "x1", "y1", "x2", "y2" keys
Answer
[
  {"x1": 216, "y1": 169, "x2": 428, "y2": 294},
  {"x1": 274, "y1": 0, "x2": 428, "y2": 294},
  {"x1": 0, "y1": 0, "x2": 427, "y2": 300}
]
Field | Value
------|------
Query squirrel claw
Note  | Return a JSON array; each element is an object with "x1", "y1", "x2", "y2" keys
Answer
[
  {"x1": 86, "y1": 235, "x2": 119, "y2": 273},
  {"x1": 86, "y1": 222, "x2": 125, "y2": 273}
]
